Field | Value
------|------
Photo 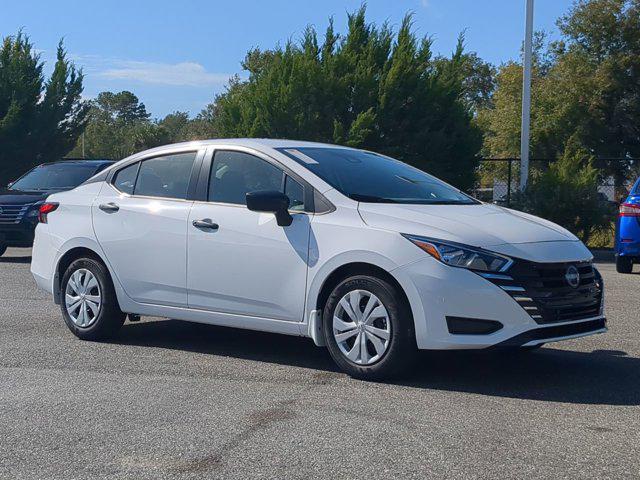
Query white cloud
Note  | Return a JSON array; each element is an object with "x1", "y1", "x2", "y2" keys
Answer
[
  {"x1": 98, "y1": 60, "x2": 230, "y2": 87},
  {"x1": 63, "y1": 53, "x2": 232, "y2": 88},
  {"x1": 421, "y1": 0, "x2": 430, "y2": 7}
]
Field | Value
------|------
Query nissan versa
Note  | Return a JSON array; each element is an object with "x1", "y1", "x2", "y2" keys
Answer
[{"x1": 30, "y1": 140, "x2": 606, "y2": 379}]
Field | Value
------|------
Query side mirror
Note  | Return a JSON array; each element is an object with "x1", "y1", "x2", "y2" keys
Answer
[{"x1": 246, "y1": 190, "x2": 292, "y2": 227}]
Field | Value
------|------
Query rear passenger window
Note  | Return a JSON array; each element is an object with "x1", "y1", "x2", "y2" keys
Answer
[
  {"x1": 134, "y1": 152, "x2": 197, "y2": 200},
  {"x1": 113, "y1": 162, "x2": 139, "y2": 195}
]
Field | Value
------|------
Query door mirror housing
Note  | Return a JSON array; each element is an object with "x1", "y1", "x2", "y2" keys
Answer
[{"x1": 246, "y1": 190, "x2": 293, "y2": 227}]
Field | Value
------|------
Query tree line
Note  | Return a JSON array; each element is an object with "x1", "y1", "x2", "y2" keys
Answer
[{"x1": 1, "y1": 1, "x2": 638, "y2": 242}]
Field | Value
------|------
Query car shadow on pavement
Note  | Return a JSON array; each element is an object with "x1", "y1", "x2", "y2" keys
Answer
[
  {"x1": 116, "y1": 319, "x2": 640, "y2": 406},
  {"x1": 0, "y1": 255, "x2": 31, "y2": 264},
  {"x1": 116, "y1": 319, "x2": 338, "y2": 372},
  {"x1": 403, "y1": 348, "x2": 640, "y2": 406}
]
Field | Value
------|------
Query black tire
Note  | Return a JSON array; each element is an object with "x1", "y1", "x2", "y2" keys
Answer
[
  {"x1": 0, "y1": 244, "x2": 6, "y2": 257},
  {"x1": 616, "y1": 256, "x2": 633, "y2": 274},
  {"x1": 60, "y1": 257, "x2": 126, "y2": 340},
  {"x1": 322, "y1": 275, "x2": 416, "y2": 380}
]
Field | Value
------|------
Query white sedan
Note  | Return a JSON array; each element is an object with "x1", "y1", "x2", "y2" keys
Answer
[{"x1": 31, "y1": 139, "x2": 606, "y2": 379}]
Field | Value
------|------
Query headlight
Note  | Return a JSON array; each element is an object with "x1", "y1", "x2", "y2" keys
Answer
[
  {"x1": 402, "y1": 234, "x2": 512, "y2": 272},
  {"x1": 27, "y1": 203, "x2": 42, "y2": 217}
]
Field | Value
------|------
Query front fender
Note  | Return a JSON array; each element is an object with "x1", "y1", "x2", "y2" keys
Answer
[{"x1": 302, "y1": 251, "x2": 427, "y2": 348}]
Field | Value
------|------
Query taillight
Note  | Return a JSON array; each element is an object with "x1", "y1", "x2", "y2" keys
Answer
[
  {"x1": 619, "y1": 203, "x2": 640, "y2": 217},
  {"x1": 38, "y1": 202, "x2": 59, "y2": 223}
]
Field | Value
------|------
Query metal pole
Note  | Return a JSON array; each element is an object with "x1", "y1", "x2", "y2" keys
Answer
[
  {"x1": 507, "y1": 159, "x2": 513, "y2": 206},
  {"x1": 520, "y1": 0, "x2": 534, "y2": 190},
  {"x1": 81, "y1": 132, "x2": 85, "y2": 158}
]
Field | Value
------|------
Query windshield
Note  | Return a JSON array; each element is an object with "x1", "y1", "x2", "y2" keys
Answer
[
  {"x1": 10, "y1": 163, "x2": 99, "y2": 191},
  {"x1": 278, "y1": 147, "x2": 478, "y2": 205}
]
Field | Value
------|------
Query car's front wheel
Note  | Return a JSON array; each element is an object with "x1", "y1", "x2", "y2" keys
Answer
[
  {"x1": 616, "y1": 255, "x2": 633, "y2": 274},
  {"x1": 322, "y1": 275, "x2": 416, "y2": 380},
  {"x1": 60, "y1": 257, "x2": 126, "y2": 340}
]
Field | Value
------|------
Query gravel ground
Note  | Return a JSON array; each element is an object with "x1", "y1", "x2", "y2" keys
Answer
[{"x1": 0, "y1": 247, "x2": 639, "y2": 479}]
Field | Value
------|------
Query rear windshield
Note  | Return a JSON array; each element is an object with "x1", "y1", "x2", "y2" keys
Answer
[
  {"x1": 10, "y1": 163, "x2": 100, "y2": 191},
  {"x1": 277, "y1": 147, "x2": 477, "y2": 205},
  {"x1": 633, "y1": 179, "x2": 640, "y2": 195}
]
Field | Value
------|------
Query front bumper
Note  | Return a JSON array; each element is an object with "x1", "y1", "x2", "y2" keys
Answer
[
  {"x1": 0, "y1": 222, "x2": 37, "y2": 247},
  {"x1": 492, "y1": 317, "x2": 607, "y2": 347},
  {"x1": 392, "y1": 257, "x2": 606, "y2": 350}
]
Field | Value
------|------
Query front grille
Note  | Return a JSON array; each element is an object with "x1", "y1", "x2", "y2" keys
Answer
[
  {"x1": 0, "y1": 204, "x2": 31, "y2": 224},
  {"x1": 481, "y1": 260, "x2": 603, "y2": 324}
]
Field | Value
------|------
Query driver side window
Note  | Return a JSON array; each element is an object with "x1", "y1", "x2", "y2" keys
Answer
[{"x1": 209, "y1": 151, "x2": 304, "y2": 210}]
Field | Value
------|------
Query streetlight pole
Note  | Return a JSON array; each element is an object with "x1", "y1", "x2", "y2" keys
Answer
[{"x1": 520, "y1": 0, "x2": 534, "y2": 190}]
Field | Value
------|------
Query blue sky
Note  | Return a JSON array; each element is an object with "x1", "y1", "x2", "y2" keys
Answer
[{"x1": 2, "y1": 0, "x2": 574, "y2": 118}]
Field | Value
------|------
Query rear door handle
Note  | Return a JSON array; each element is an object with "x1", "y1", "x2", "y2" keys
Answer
[
  {"x1": 99, "y1": 202, "x2": 119, "y2": 213},
  {"x1": 192, "y1": 219, "x2": 219, "y2": 230}
]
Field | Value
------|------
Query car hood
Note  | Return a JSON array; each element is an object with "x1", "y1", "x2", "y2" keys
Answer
[
  {"x1": 0, "y1": 188, "x2": 49, "y2": 205},
  {"x1": 358, "y1": 202, "x2": 580, "y2": 248}
]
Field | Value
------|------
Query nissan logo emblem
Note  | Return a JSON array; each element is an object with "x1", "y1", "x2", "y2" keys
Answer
[{"x1": 565, "y1": 265, "x2": 580, "y2": 288}]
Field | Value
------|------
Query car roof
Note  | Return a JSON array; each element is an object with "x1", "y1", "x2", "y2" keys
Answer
[
  {"x1": 108, "y1": 138, "x2": 353, "y2": 170},
  {"x1": 123, "y1": 138, "x2": 350, "y2": 158},
  {"x1": 39, "y1": 159, "x2": 115, "y2": 166},
  {"x1": 179, "y1": 138, "x2": 344, "y2": 148}
]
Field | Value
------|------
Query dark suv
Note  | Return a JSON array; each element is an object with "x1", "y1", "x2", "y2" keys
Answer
[{"x1": 0, "y1": 159, "x2": 113, "y2": 256}]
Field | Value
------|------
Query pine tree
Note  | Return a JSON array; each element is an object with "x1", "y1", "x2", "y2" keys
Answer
[
  {"x1": 211, "y1": 7, "x2": 482, "y2": 190},
  {"x1": 0, "y1": 33, "x2": 88, "y2": 184}
]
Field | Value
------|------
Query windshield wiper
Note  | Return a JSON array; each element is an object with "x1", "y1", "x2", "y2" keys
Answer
[
  {"x1": 349, "y1": 194, "x2": 399, "y2": 203},
  {"x1": 422, "y1": 200, "x2": 477, "y2": 205}
]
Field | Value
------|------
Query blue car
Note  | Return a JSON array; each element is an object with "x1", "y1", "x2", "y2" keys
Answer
[
  {"x1": 0, "y1": 159, "x2": 113, "y2": 257},
  {"x1": 615, "y1": 177, "x2": 640, "y2": 273}
]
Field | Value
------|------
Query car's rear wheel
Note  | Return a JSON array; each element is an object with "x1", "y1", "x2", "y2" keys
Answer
[
  {"x1": 322, "y1": 275, "x2": 416, "y2": 380},
  {"x1": 60, "y1": 257, "x2": 126, "y2": 340},
  {"x1": 616, "y1": 255, "x2": 633, "y2": 274},
  {"x1": 0, "y1": 244, "x2": 6, "y2": 257}
]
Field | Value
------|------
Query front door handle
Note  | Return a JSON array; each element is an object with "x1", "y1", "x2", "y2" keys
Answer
[
  {"x1": 192, "y1": 219, "x2": 219, "y2": 230},
  {"x1": 99, "y1": 202, "x2": 120, "y2": 213}
]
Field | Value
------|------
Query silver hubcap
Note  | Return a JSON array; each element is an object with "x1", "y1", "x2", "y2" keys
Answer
[
  {"x1": 332, "y1": 289, "x2": 391, "y2": 365},
  {"x1": 65, "y1": 269, "x2": 101, "y2": 327}
]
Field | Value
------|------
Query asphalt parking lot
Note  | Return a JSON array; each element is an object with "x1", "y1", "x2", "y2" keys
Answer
[{"x1": 0, "y1": 248, "x2": 639, "y2": 479}]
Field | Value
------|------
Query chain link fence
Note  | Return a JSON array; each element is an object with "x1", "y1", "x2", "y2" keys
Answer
[{"x1": 472, "y1": 158, "x2": 638, "y2": 207}]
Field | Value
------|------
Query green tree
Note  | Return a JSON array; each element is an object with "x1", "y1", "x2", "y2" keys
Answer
[
  {"x1": 92, "y1": 91, "x2": 150, "y2": 123},
  {"x1": 181, "y1": 104, "x2": 219, "y2": 140},
  {"x1": 69, "y1": 91, "x2": 169, "y2": 159},
  {"x1": 0, "y1": 32, "x2": 88, "y2": 184},
  {"x1": 159, "y1": 111, "x2": 190, "y2": 142},
  {"x1": 480, "y1": 0, "x2": 640, "y2": 185},
  {"x1": 210, "y1": 7, "x2": 482, "y2": 190},
  {"x1": 510, "y1": 137, "x2": 613, "y2": 243}
]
